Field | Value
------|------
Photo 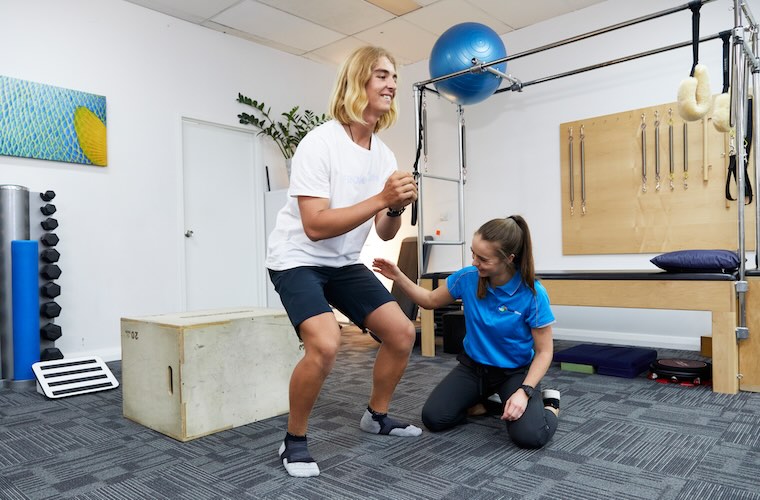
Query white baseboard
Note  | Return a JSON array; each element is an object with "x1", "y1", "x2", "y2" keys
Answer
[
  {"x1": 62, "y1": 347, "x2": 122, "y2": 363},
  {"x1": 71, "y1": 329, "x2": 699, "y2": 364},
  {"x1": 553, "y1": 328, "x2": 701, "y2": 351}
]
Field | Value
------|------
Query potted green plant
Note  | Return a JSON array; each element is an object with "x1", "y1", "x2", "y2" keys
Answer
[{"x1": 236, "y1": 93, "x2": 329, "y2": 160}]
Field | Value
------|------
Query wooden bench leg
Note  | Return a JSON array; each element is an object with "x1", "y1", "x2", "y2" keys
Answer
[
  {"x1": 419, "y1": 278, "x2": 435, "y2": 357},
  {"x1": 739, "y1": 278, "x2": 760, "y2": 392},
  {"x1": 711, "y1": 311, "x2": 739, "y2": 394}
]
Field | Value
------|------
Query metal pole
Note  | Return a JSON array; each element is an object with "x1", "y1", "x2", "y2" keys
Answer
[
  {"x1": 742, "y1": 38, "x2": 760, "y2": 71},
  {"x1": 423, "y1": 174, "x2": 460, "y2": 182},
  {"x1": 735, "y1": 12, "x2": 746, "y2": 279},
  {"x1": 414, "y1": 0, "x2": 717, "y2": 88},
  {"x1": 457, "y1": 105, "x2": 467, "y2": 268},
  {"x1": 741, "y1": 0, "x2": 758, "y2": 28},
  {"x1": 734, "y1": 0, "x2": 749, "y2": 341},
  {"x1": 495, "y1": 33, "x2": 722, "y2": 93},
  {"x1": 754, "y1": 15, "x2": 760, "y2": 269}
]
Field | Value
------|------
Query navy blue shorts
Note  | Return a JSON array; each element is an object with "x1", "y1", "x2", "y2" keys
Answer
[{"x1": 268, "y1": 264, "x2": 395, "y2": 334}]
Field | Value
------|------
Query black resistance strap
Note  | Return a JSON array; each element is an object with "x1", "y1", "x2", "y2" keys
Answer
[
  {"x1": 411, "y1": 89, "x2": 424, "y2": 226},
  {"x1": 689, "y1": 1, "x2": 702, "y2": 76},
  {"x1": 720, "y1": 30, "x2": 731, "y2": 94},
  {"x1": 726, "y1": 98, "x2": 754, "y2": 204}
]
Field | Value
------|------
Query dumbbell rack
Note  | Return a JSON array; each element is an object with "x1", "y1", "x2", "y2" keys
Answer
[
  {"x1": 0, "y1": 184, "x2": 63, "y2": 387},
  {"x1": 33, "y1": 190, "x2": 63, "y2": 363}
]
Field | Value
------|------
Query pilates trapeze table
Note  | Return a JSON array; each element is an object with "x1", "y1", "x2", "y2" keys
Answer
[{"x1": 418, "y1": 270, "x2": 751, "y2": 394}]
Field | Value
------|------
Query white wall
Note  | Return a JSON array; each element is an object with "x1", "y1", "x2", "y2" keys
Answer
[
  {"x1": 0, "y1": 0, "x2": 753, "y2": 361},
  {"x1": 0, "y1": 0, "x2": 336, "y2": 361},
  {"x1": 384, "y1": 0, "x2": 757, "y2": 350}
]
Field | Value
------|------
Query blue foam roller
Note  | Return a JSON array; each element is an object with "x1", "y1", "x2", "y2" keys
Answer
[{"x1": 12, "y1": 240, "x2": 40, "y2": 380}]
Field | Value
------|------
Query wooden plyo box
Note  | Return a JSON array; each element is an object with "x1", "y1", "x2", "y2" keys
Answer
[{"x1": 121, "y1": 308, "x2": 302, "y2": 442}]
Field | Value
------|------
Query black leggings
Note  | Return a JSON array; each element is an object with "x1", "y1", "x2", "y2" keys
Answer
[{"x1": 421, "y1": 354, "x2": 558, "y2": 449}]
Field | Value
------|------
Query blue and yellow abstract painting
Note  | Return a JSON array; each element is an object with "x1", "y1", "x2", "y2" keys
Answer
[{"x1": 0, "y1": 76, "x2": 107, "y2": 166}]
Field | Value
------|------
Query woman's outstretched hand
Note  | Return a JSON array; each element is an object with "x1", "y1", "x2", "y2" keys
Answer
[{"x1": 372, "y1": 257, "x2": 403, "y2": 281}]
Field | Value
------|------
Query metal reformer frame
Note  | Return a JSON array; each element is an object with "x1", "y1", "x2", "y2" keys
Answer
[
  {"x1": 733, "y1": 0, "x2": 760, "y2": 341},
  {"x1": 411, "y1": 0, "x2": 758, "y2": 343}
]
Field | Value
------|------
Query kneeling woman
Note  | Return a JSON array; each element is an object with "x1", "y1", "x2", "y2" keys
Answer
[{"x1": 373, "y1": 215, "x2": 559, "y2": 448}]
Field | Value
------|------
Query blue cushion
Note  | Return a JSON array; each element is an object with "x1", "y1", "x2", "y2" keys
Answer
[
  {"x1": 554, "y1": 344, "x2": 657, "y2": 378},
  {"x1": 650, "y1": 249, "x2": 740, "y2": 273}
]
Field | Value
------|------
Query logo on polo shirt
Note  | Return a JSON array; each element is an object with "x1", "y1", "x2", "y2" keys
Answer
[{"x1": 498, "y1": 305, "x2": 520, "y2": 315}]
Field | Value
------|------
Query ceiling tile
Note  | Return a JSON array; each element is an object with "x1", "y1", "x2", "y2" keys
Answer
[
  {"x1": 200, "y1": 20, "x2": 305, "y2": 55},
  {"x1": 469, "y1": 0, "x2": 581, "y2": 29},
  {"x1": 211, "y1": 0, "x2": 345, "y2": 52},
  {"x1": 254, "y1": 0, "x2": 395, "y2": 35},
  {"x1": 123, "y1": 0, "x2": 240, "y2": 23},
  {"x1": 403, "y1": 0, "x2": 511, "y2": 36},
  {"x1": 304, "y1": 36, "x2": 370, "y2": 67},
  {"x1": 123, "y1": 0, "x2": 609, "y2": 66},
  {"x1": 354, "y1": 18, "x2": 439, "y2": 65}
]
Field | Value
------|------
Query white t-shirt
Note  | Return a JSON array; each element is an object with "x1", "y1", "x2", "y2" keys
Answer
[{"x1": 265, "y1": 120, "x2": 398, "y2": 270}]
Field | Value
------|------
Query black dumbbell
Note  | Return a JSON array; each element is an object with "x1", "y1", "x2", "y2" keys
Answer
[
  {"x1": 40, "y1": 190, "x2": 56, "y2": 202},
  {"x1": 41, "y1": 218, "x2": 58, "y2": 231},
  {"x1": 41, "y1": 248, "x2": 60, "y2": 263},
  {"x1": 40, "y1": 233, "x2": 59, "y2": 247},
  {"x1": 41, "y1": 323, "x2": 62, "y2": 341},
  {"x1": 40, "y1": 204, "x2": 56, "y2": 216},
  {"x1": 41, "y1": 282, "x2": 61, "y2": 298},
  {"x1": 40, "y1": 347, "x2": 64, "y2": 361},
  {"x1": 40, "y1": 264, "x2": 61, "y2": 280},
  {"x1": 41, "y1": 301, "x2": 61, "y2": 318}
]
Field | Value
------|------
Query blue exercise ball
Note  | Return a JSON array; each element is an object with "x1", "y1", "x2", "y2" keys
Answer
[{"x1": 429, "y1": 22, "x2": 507, "y2": 106}]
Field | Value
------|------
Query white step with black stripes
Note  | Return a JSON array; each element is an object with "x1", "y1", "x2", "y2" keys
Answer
[{"x1": 32, "y1": 356, "x2": 119, "y2": 398}]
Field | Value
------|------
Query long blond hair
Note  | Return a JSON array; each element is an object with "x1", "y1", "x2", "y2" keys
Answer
[
  {"x1": 328, "y1": 46, "x2": 398, "y2": 132},
  {"x1": 475, "y1": 215, "x2": 536, "y2": 298}
]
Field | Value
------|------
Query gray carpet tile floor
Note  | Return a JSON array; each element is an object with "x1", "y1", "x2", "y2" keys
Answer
[{"x1": 1, "y1": 327, "x2": 760, "y2": 499}]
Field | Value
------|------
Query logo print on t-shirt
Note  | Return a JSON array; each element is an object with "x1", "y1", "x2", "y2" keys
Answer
[{"x1": 498, "y1": 305, "x2": 521, "y2": 316}]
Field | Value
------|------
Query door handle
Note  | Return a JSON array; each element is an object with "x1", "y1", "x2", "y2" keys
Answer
[{"x1": 184, "y1": 230, "x2": 194, "y2": 238}]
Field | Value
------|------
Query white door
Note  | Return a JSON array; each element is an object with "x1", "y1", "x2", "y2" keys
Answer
[{"x1": 182, "y1": 119, "x2": 265, "y2": 310}]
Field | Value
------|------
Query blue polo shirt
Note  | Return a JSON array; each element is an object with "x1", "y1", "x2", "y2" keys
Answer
[{"x1": 446, "y1": 266, "x2": 555, "y2": 369}]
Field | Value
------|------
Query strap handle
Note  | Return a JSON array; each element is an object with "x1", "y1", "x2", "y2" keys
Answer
[
  {"x1": 726, "y1": 98, "x2": 754, "y2": 204},
  {"x1": 720, "y1": 30, "x2": 731, "y2": 94},
  {"x1": 689, "y1": 1, "x2": 702, "y2": 76}
]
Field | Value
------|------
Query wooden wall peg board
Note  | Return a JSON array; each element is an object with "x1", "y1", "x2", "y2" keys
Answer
[{"x1": 560, "y1": 99, "x2": 755, "y2": 255}]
